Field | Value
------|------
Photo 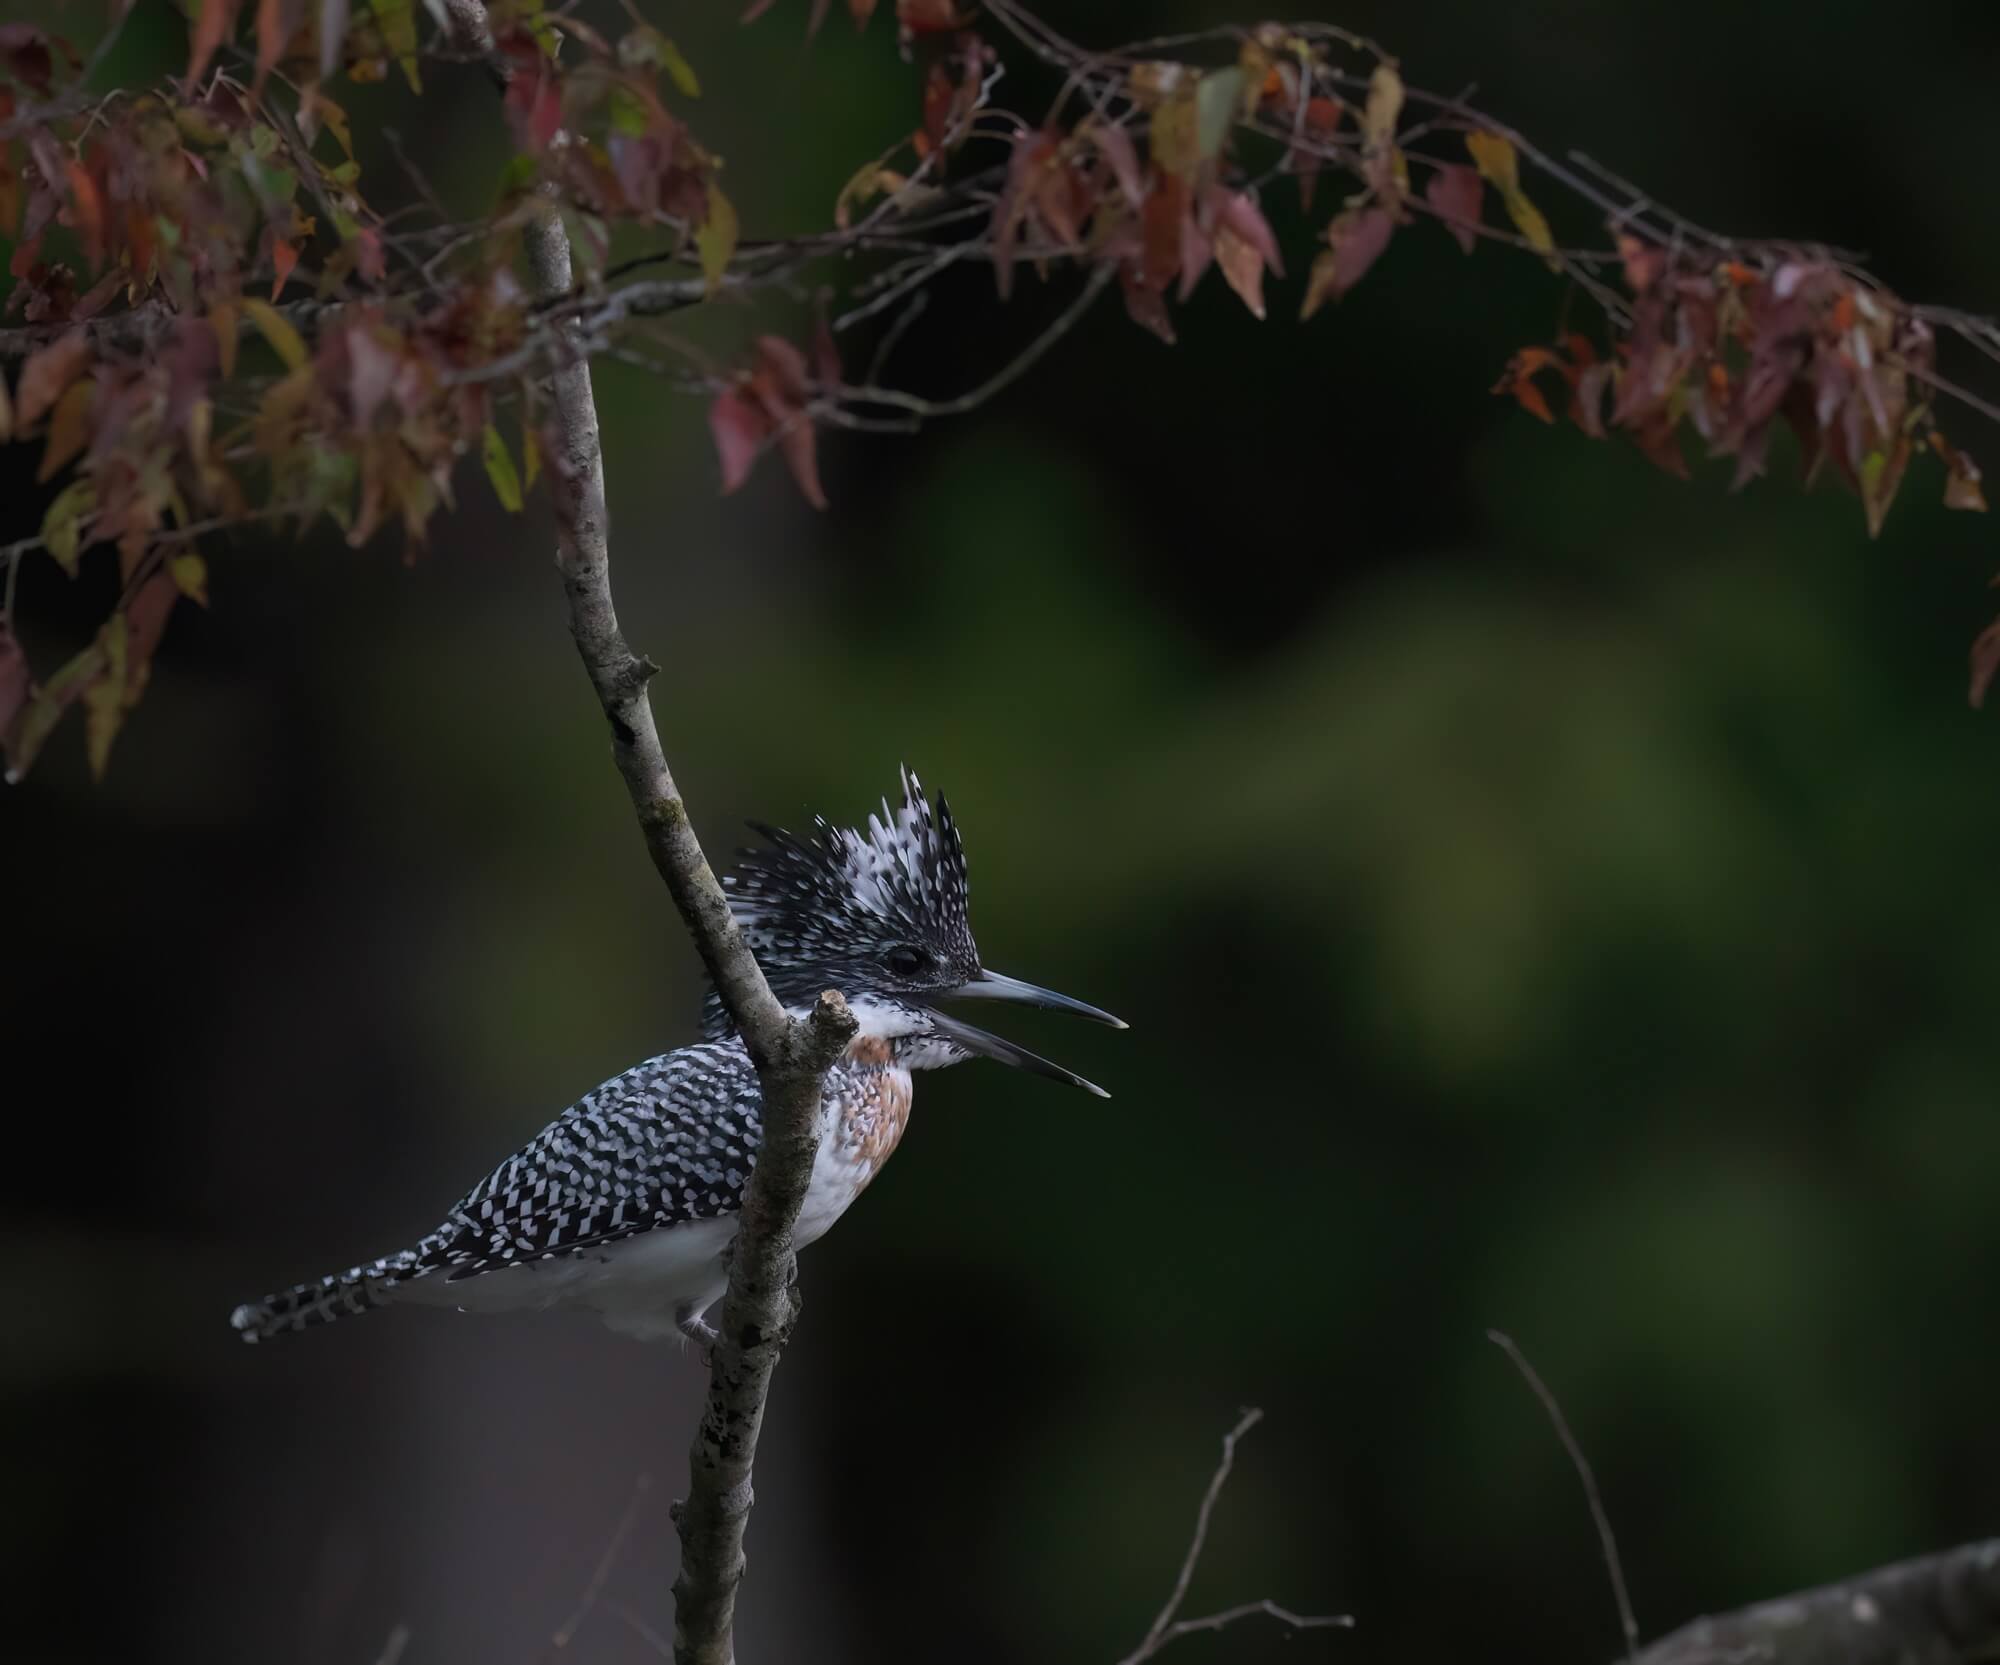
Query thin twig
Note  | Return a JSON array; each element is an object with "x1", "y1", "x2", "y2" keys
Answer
[
  {"x1": 551, "y1": 1473, "x2": 652, "y2": 1650},
  {"x1": 1116, "y1": 1409, "x2": 1351, "y2": 1665},
  {"x1": 1487, "y1": 1329, "x2": 1640, "y2": 1665}
]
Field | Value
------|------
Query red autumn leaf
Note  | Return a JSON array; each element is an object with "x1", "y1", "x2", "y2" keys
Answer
[
  {"x1": 255, "y1": 0, "x2": 291, "y2": 93},
  {"x1": 1424, "y1": 163, "x2": 1482, "y2": 255},
  {"x1": 270, "y1": 236, "x2": 300, "y2": 301},
  {"x1": 1213, "y1": 189, "x2": 1283, "y2": 277},
  {"x1": 188, "y1": 0, "x2": 243, "y2": 84},
  {"x1": 709, "y1": 388, "x2": 769, "y2": 495},
  {"x1": 773, "y1": 409, "x2": 827, "y2": 509},
  {"x1": 64, "y1": 160, "x2": 104, "y2": 267},
  {"x1": 897, "y1": 0, "x2": 966, "y2": 36},
  {"x1": 1302, "y1": 207, "x2": 1393, "y2": 318},
  {"x1": 1118, "y1": 263, "x2": 1176, "y2": 343},
  {"x1": 754, "y1": 335, "x2": 813, "y2": 403},
  {"x1": 15, "y1": 330, "x2": 91, "y2": 429},
  {"x1": 1617, "y1": 232, "x2": 1665, "y2": 295},
  {"x1": 848, "y1": 0, "x2": 880, "y2": 23},
  {"x1": 1931, "y1": 432, "x2": 1988, "y2": 512},
  {"x1": 1492, "y1": 350, "x2": 1558, "y2": 424},
  {"x1": 1971, "y1": 614, "x2": 2000, "y2": 710},
  {"x1": 1089, "y1": 121, "x2": 1145, "y2": 210},
  {"x1": 1175, "y1": 208, "x2": 1211, "y2": 303},
  {"x1": 1140, "y1": 172, "x2": 1186, "y2": 292},
  {"x1": 1571, "y1": 361, "x2": 1613, "y2": 438}
]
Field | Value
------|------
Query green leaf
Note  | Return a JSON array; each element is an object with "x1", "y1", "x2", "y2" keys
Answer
[
  {"x1": 607, "y1": 85, "x2": 649, "y2": 138},
  {"x1": 40, "y1": 480, "x2": 96, "y2": 575},
  {"x1": 481, "y1": 423, "x2": 524, "y2": 512},
  {"x1": 1195, "y1": 67, "x2": 1245, "y2": 162},
  {"x1": 658, "y1": 37, "x2": 700, "y2": 99},
  {"x1": 696, "y1": 181, "x2": 737, "y2": 298},
  {"x1": 369, "y1": 0, "x2": 421, "y2": 92}
]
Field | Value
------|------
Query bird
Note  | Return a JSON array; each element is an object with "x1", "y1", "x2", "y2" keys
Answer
[{"x1": 228, "y1": 769, "x2": 1124, "y2": 1346}]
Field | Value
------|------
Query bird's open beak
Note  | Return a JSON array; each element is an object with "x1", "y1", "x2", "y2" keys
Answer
[{"x1": 927, "y1": 970, "x2": 1126, "y2": 1098}]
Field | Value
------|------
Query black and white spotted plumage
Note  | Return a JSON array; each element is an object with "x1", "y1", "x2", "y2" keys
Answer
[
  {"x1": 230, "y1": 768, "x2": 1117, "y2": 1346},
  {"x1": 229, "y1": 1041, "x2": 769, "y2": 1342},
  {"x1": 703, "y1": 767, "x2": 977, "y2": 1037}
]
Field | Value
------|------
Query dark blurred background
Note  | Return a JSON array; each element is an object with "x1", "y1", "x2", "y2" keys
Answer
[{"x1": 5, "y1": 2, "x2": 1999, "y2": 1663}]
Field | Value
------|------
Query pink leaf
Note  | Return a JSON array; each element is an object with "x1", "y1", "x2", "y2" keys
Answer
[
  {"x1": 1424, "y1": 163, "x2": 1482, "y2": 255},
  {"x1": 708, "y1": 389, "x2": 769, "y2": 495}
]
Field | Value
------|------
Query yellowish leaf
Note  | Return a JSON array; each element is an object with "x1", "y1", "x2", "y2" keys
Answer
[
  {"x1": 241, "y1": 297, "x2": 309, "y2": 370},
  {"x1": 170, "y1": 552, "x2": 211, "y2": 605},
  {"x1": 696, "y1": 182, "x2": 738, "y2": 297},
  {"x1": 1467, "y1": 130, "x2": 1558, "y2": 269},
  {"x1": 211, "y1": 301, "x2": 240, "y2": 378},
  {"x1": 40, "y1": 480, "x2": 97, "y2": 574},
  {"x1": 481, "y1": 423, "x2": 523, "y2": 512},
  {"x1": 1362, "y1": 63, "x2": 1404, "y2": 150},
  {"x1": 369, "y1": 0, "x2": 421, "y2": 92},
  {"x1": 83, "y1": 613, "x2": 128, "y2": 782}
]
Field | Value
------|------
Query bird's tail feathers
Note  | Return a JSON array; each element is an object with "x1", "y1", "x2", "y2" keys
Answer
[{"x1": 228, "y1": 1247, "x2": 426, "y2": 1344}]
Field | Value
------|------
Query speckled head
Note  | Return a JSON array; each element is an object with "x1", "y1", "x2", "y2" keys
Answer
[{"x1": 703, "y1": 768, "x2": 1126, "y2": 1094}]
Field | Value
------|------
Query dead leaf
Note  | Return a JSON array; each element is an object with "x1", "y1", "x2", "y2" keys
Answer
[
  {"x1": 709, "y1": 388, "x2": 768, "y2": 495},
  {"x1": 1213, "y1": 226, "x2": 1265, "y2": 320},
  {"x1": 1971, "y1": 613, "x2": 2000, "y2": 709},
  {"x1": 1424, "y1": 163, "x2": 1482, "y2": 255},
  {"x1": 1931, "y1": 432, "x2": 1987, "y2": 512},
  {"x1": 15, "y1": 331, "x2": 91, "y2": 429},
  {"x1": 1361, "y1": 63, "x2": 1403, "y2": 151},
  {"x1": 0, "y1": 617, "x2": 30, "y2": 747},
  {"x1": 189, "y1": 0, "x2": 244, "y2": 84},
  {"x1": 38, "y1": 377, "x2": 93, "y2": 482},
  {"x1": 1302, "y1": 208, "x2": 1393, "y2": 318}
]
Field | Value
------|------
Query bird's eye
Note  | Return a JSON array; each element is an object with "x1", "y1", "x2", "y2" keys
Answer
[{"x1": 883, "y1": 945, "x2": 928, "y2": 978}]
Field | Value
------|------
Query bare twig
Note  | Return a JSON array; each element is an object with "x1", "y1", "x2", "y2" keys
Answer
[
  {"x1": 551, "y1": 1473, "x2": 652, "y2": 1650},
  {"x1": 1488, "y1": 1329, "x2": 1641, "y2": 1665},
  {"x1": 1115, "y1": 1409, "x2": 1352, "y2": 1665}
]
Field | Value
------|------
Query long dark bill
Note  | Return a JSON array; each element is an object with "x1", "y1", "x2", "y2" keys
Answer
[
  {"x1": 924, "y1": 1009, "x2": 1112, "y2": 1099},
  {"x1": 945, "y1": 971, "x2": 1127, "y2": 1029}
]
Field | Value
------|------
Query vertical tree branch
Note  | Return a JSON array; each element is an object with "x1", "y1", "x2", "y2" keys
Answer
[{"x1": 448, "y1": 7, "x2": 857, "y2": 1664}]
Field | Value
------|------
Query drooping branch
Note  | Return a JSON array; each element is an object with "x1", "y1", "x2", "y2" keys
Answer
[
  {"x1": 1630, "y1": 1542, "x2": 2000, "y2": 1665},
  {"x1": 444, "y1": 8, "x2": 858, "y2": 1665}
]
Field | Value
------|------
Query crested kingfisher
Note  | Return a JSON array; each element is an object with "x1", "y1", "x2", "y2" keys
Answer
[{"x1": 228, "y1": 770, "x2": 1123, "y2": 1346}]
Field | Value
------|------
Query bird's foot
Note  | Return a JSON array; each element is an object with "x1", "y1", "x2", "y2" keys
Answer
[{"x1": 677, "y1": 1311, "x2": 718, "y2": 1366}]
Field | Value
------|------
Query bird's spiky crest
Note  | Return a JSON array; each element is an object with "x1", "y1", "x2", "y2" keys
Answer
[{"x1": 703, "y1": 768, "x2": 979, "y2": 1032}]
